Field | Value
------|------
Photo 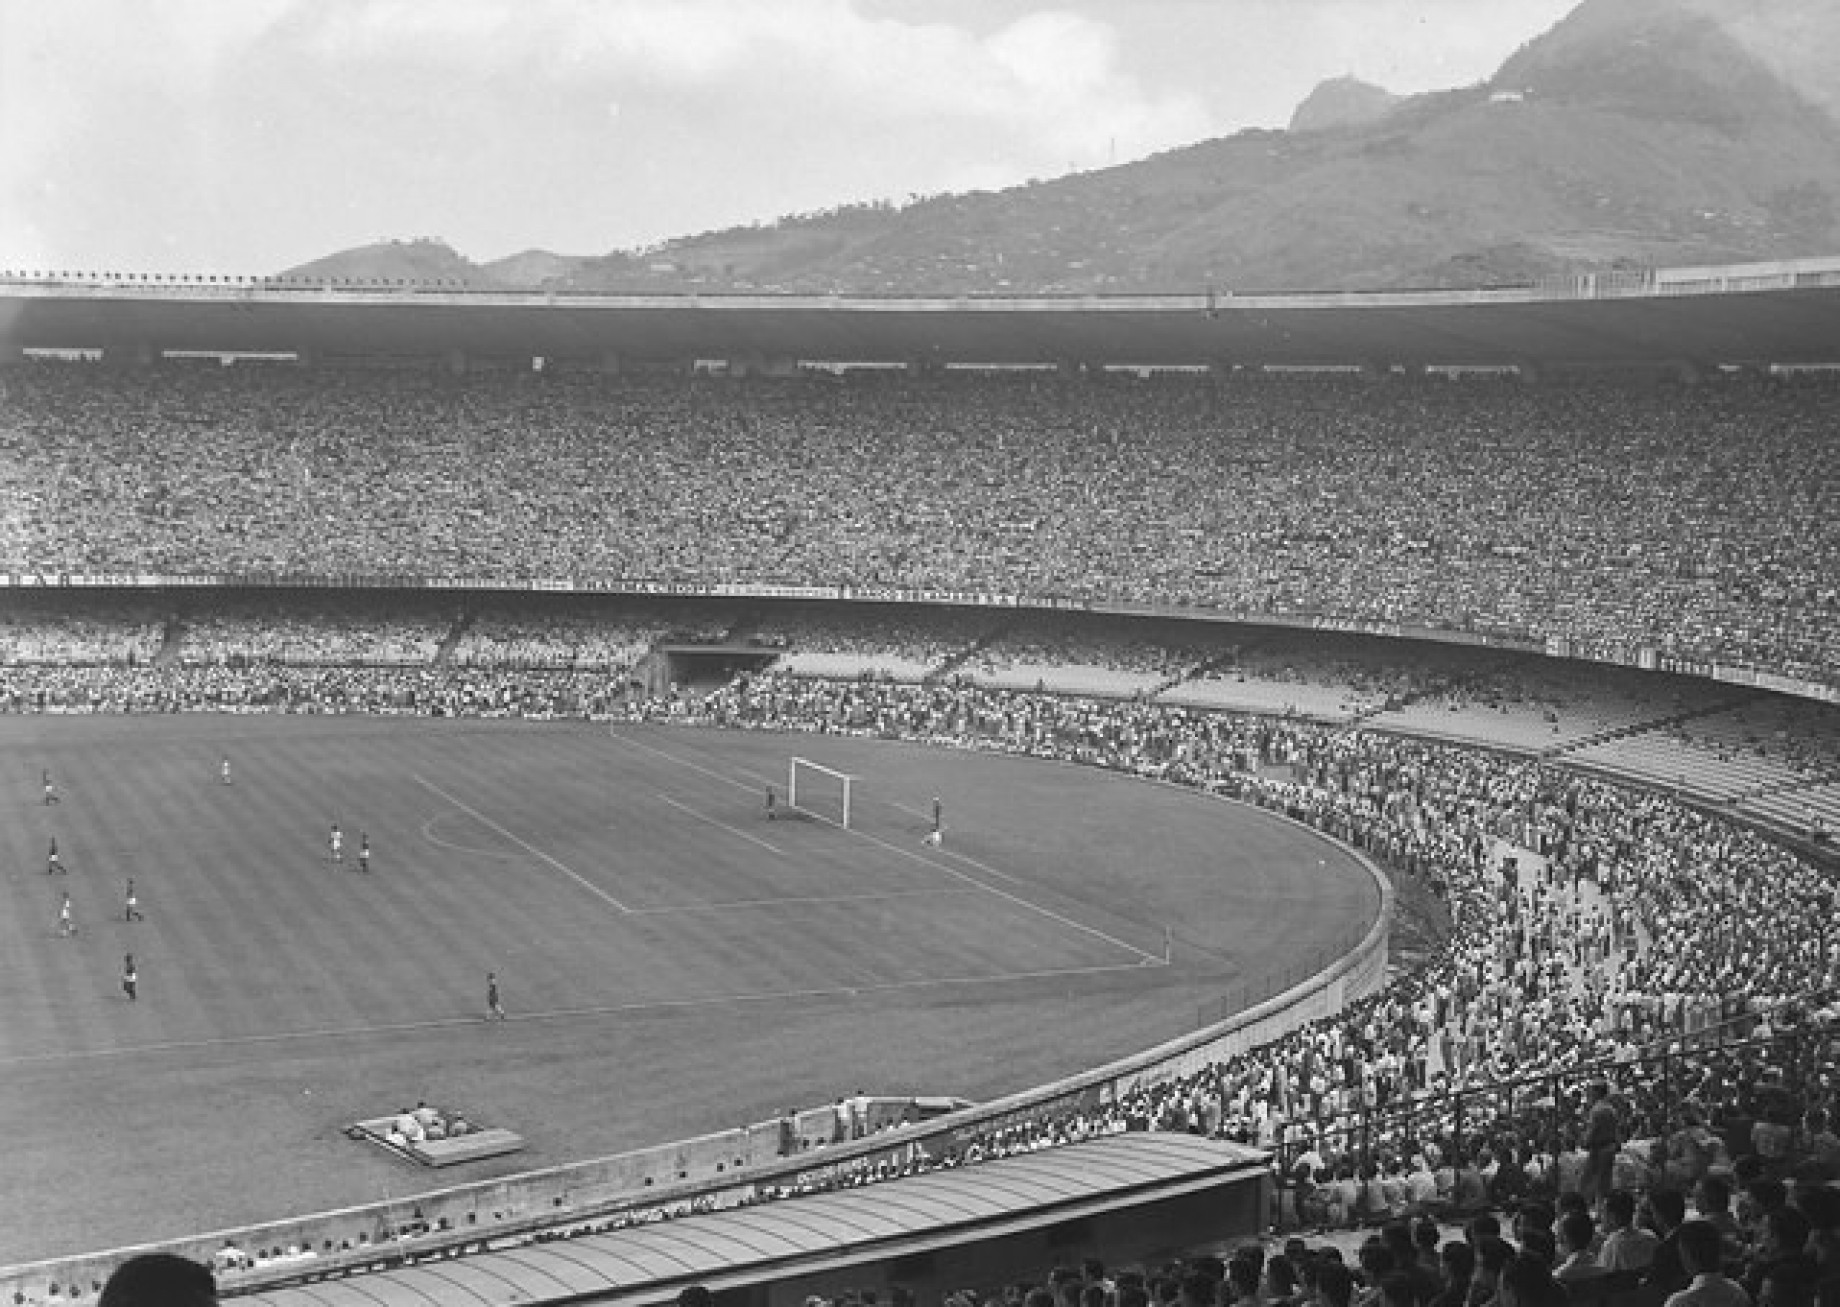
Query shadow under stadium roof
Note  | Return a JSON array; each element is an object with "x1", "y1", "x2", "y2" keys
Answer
[{"x1": 6, "y1": 258, "x2": 1840, "y2": 368}]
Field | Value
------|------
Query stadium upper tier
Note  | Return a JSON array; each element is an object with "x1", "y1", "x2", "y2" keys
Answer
[{"x1": 1, "y1": 365, "x2": 1835, "y2": 686}]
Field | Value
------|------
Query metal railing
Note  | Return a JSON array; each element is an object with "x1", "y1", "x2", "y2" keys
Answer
[{"x1": 1272, "y1": 999, "x2": 1836, "y2": 1183}]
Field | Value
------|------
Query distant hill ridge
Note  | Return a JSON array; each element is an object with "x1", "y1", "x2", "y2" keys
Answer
[{"x1": 283, "y1": 0, "x2": 1840, "y2": 294}]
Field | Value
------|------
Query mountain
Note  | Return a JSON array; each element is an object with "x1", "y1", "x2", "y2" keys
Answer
[
  {"x1": 280, "y1": 239, "x2": 502, "y2": 286},
  {"x1": 280, "y1": 0, "x2": 1840, "y2": 294},
  {"x1": 1289, "y1": 76, "x2": 1401, "y2": 133},
  {"x1": 481, "y1": 250, "x2": 582, "y2": 287}
]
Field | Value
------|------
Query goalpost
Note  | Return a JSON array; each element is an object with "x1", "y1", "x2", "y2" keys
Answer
[{"x1": 788, "y1": 757, "x2": 854, "y2": 828}]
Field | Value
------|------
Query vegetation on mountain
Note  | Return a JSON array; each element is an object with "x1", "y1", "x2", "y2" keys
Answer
[{"x1": 283, "y1": 0, "x2": 1840, "y2": 294}]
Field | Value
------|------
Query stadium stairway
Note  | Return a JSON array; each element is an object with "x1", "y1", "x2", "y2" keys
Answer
[
  {"x1": 717, "y1": 607, "x2": 763, "y2": 645},
  {"x1": 1337, "y1": 653, "x2": 1520, "y2": 734},
  {"x1": 1145, "y1": 664, "x2": 1203, "y2": 698},
  {"x1": 1153, "y1": 644, "x2": 1258, "y2": 706},
  {"x1": 1165, "y1": 645, "x2": 1244, "y2": 689},
  {"x1": 1156, "y1": 630, "x2": 1278, "y2": 696},
  {"x1": 432, "y1": 610, "x2": 475, "y2": 666},
  {"x1": 1539, "y1": 692, "x2": 1764, "y2": 762},
  {"x1": 152, "y1": 615, "x2": 186, "y2": 667},
  {"x1": 925, "y1": 619, "x2": 1014, "y2": 683}
]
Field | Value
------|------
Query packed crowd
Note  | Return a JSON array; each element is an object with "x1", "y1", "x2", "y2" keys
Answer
[
  {"x1": 0, "y1": 594, "x2": 165, "y2": 664},
  {"x1": 129, "y1": 1181, "x2": 1840, "y2": 1307},
  {"x1": 749, "y1": 605, "x2": 1001, "y2": 668},
  {"x1": 658, "y1": 674, "x2": 1840, "y2": 1189},
  {"x1": 447, "y1": 600, "x2": 666, "y2": 671},
  {"x1": 957, "y1": 1189, "x2": 1838, "y2": 1307},
  {"x1": 3, "y1": 363, "x2": 1836, "y2": 684},
  {"x1": 963, "y1": 614, "x2": 1219, "y2": 684},
  {"x1": 1667, "y1": 702, "x2": 1840, "y2": 786},
  {"x1": 175, "y1": 595, "x2": 449, "y2": 666},
  {"x1": 809, "y1": 1190, "x2": 1840, "y2": 1307},
  {"x1": 0, "y1": 662, "x2": 625, "y2": 717},
  {"x1": 14, "y1": 619, "x2": 1836, "y2": 1300}
]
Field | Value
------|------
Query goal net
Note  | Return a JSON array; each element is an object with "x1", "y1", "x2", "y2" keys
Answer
[{"x1": 788, "y1": 757, "x2": 854, "y2": 828}]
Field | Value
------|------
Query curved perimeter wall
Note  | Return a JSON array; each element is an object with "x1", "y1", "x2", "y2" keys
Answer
[{"x1": 0, "y1": 791, "x2": 1391, "y2": 1305}]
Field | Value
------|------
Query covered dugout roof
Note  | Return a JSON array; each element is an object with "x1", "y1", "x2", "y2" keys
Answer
[
  {"x1": 5, "y1": 262, "x2": 1840, "y2": 369},
  {"x1": 232, "y1": 1134, "x2": 1266, "y2": 1307}
]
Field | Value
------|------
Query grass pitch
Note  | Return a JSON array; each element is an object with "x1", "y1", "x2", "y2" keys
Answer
[{"x1": 0, "y1": 714, "x2": 1379, "y2": 1264}]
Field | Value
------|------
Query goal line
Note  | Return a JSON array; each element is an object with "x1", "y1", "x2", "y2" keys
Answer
[{"x1": 788, "y1": 757, "x2": 855, "y2": 828}]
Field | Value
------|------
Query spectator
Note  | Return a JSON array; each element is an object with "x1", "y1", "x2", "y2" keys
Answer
[
  {"x1": 1599, "y1": 1190, "x2": 1660, "y2": 1272},
  {"x1": 1695, "y1": 1177, "x2": 1746, "y2": 1265},
  {"x1": 1740, "y1": 1207, "x2": 1813, "y2": 1301},
  {"x1": 1498, "y1": 1255, "x2": 1566, "y2": 1307},
  {"x1": 1319, "y1": 1262, "x2": 1357, "y2": 1307},
  {"x1": 1667, "y1": 1220, "x2": 1753, "y2": 1307},
  {"x1": 1647, "y1": 1190, "x2": 1693, "y2": 1300},
  {"x1": 1555, "y1": 1212, "x2": 1615, "y2": 1289},
  {"x1": 1795, "y1": 1108, "x2": 1840, "y2": 1182},
  {"x1": 1580, "y1": 1083, "x2": 1620, "y2": 1208},
  {"x1": 1754, "y1": 1257, "x2": 1818, "y2": 1307},
  {"x1": 1433, "y1": 1242, "x2": 1477, "y2": 1307}
]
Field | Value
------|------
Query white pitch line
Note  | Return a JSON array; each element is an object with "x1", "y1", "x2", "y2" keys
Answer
[
  {"x1": 888, "y1": 798, "x2": 1025, "y2": 885},
  {"x1": 627, "y1": 886, "x2": 980, "y2": 917},
  {"x1": 0, "y1": 957, "x2": 1160, "y2": 1068},
  {"x1": 655, "y1": 793, "x2": 786, "y2": 856},
  {"x1": 610, "y1": 730, "x2": 1166, "y2": 966},
  {"x1": 413, "y1": 773, "x2": 632, "y2": 914},
  {"x1": 612, "y1": 730, "x2": 776, "y2": 793},
  {"x1": 419, "y1": 813, "x2": 520, "y2": 861}
]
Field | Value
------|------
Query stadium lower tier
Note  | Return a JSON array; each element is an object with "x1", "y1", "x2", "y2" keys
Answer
[{"x1": 0, "y1": 621, "x2": 1836, "y2": 1297}]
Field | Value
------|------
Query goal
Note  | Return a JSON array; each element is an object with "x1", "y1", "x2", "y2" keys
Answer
[{"x1": 788, "y1": 757, "x2": 854, "y2": 828}]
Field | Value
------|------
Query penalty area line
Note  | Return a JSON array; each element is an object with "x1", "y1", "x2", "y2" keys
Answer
[
  {"x1": 655, "y1": 793, "x2": 785, "y2": 856},
  {"x1": 412, "y1": 773, "x2": 632, "y2": 914},
  {"x1": 626, "y1": 885, "x2": 980, "y2": 917},
  {"x1": 610, "y1": 730, "x2": 1167, "y2": 968}
]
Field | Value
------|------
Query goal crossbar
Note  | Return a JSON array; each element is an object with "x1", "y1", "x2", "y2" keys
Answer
[{"x1": 788, "y1": 757, "x2": 854, "y2": 828}]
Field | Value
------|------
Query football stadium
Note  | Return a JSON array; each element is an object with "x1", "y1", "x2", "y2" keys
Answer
[
  {"x1": 1, "y1": 257, "x2": 1837, "y2": 1305},
  {"x1": 5, "y1": 4, "x2": 1840, "y2": 1305}
]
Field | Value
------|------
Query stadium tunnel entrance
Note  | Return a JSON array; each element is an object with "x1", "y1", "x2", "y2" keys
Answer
[{"x1": 655, "y1": 642, "x2": 785, "y2": 694}]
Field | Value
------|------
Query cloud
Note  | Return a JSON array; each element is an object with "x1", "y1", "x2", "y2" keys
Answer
[
  {"x1": 1, "y1": 0, "x2": 298, "y2": 266},
  {"x1": 286, "y1": 0, "x2": 1206, "y2": 162},
  {"x1": 0, "y1": 0, "x2": 1570, "y2": 271}
]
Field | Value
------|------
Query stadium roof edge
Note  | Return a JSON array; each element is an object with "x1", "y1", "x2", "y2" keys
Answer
[{"x1": 4, "y1": 253, "x2": 1840, "y2": 368}]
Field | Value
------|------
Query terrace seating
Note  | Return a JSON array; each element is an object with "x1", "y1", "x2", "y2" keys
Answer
[{"x1": 4, "y1": 364, "x2": 1837, "y2": 686}]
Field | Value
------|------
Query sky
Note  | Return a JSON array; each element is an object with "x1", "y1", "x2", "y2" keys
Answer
[{"x1": 1, "y1": 0, "x2": 1579, "y2": 275}]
